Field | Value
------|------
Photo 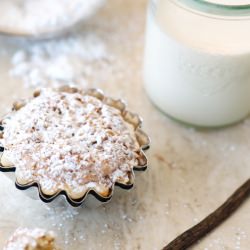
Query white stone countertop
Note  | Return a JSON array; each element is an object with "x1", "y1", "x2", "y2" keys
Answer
[{"x1": 0, "y1": 0, "x2": 249, "y2": 249}]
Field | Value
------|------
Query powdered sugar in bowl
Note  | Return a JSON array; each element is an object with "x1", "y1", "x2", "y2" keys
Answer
[{"x1": 0, "y1": 0, "x2": 105, "y2": 39}]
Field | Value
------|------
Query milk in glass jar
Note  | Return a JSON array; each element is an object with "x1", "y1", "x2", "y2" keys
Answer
[{"x1": 144, "y1": 0, "x2": 250, "y2": 127}]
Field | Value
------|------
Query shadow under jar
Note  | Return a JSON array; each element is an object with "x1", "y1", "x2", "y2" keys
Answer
[{"x1": 144, "y1": 0, "x2": 250, "y2": 127}]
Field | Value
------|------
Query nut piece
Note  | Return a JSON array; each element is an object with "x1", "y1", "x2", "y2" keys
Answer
[
  {"x1": 33, "y1": 90, "x2": 41, "y2": 98},
  {"x1": 12, "y1": 100, "x2": 26, "y2": 111},
  {"x1": 3, "y1": 228, "x2": 59, "y2": 250}
]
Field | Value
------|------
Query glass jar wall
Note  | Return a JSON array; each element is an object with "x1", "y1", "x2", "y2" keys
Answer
[{"x1": 144, "y1": 0, "x2": 250, "y2": 127}]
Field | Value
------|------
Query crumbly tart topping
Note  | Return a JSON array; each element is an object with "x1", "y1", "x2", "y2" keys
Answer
[
  {"x1": 3, "y1": 228, "x2": 58, "y2": 250},
  {"x1": 0, "y1": 88, "x2": 142, "y2": 199}
]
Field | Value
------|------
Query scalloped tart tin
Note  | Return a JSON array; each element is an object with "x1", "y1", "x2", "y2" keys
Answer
[{"x1": 0, "y1": 86, "x2": 150, "y2": 207}]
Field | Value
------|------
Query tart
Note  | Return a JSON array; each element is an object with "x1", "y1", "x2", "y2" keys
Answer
[
  {"x1": 3, "y1": 228, "x2": 58, "y2": 250},
  {"x1": 0, "y1": 86, "x2": 149, "y2": 206}
]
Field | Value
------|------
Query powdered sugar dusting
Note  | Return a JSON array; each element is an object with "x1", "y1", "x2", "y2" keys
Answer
[
  {"x1": 10, "y1": 34, "x2": 110, "y2": 88},
  {"x1": 3, "y1": 228, "x2": 56, "y2": 250},
  {"x1": 0, "y1": 0, "x2": 104, "y2": 35},
  {"x1": 1, "y1": 88, "x2": 140, "y2": 198}
]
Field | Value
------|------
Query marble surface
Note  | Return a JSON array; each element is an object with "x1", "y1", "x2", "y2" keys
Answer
[{"x1": 0, "y1": 0, "x2": 250, "y2": 249}]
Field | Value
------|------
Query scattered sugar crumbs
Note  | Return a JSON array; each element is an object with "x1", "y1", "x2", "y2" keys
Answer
[{"x1": 9, "y1": 34, "x2": 111, "y2": 89}]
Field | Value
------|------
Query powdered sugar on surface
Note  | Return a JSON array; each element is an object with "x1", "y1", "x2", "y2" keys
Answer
[
  {"x1": 10, "y1": 34, "x2": 110, "y2": 88},
  {"x1": 3, "y1": 228, "x2": 56, "y2": 250},
  {"x1": 0, "y1": 0, "x2": 104, "y2": 35},
  {"x1": 7, "y1": 0, "x2": 144, "y2": 93},
  {"x1": 1, "y1": 88, "x2": 140, "y2": 198}
]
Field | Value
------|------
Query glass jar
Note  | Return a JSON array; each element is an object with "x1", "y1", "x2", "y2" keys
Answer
[{"x1": 144, "y1": 0, "x2": 250, "y2": 127}]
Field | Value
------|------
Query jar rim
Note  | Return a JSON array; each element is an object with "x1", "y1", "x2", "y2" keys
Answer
[
  {"x1": 174, "y1": 0, "x2": 250, "y2": 17},
  {"x1": 198, "y1": 0, "x2": 250, "y2": 9}
]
